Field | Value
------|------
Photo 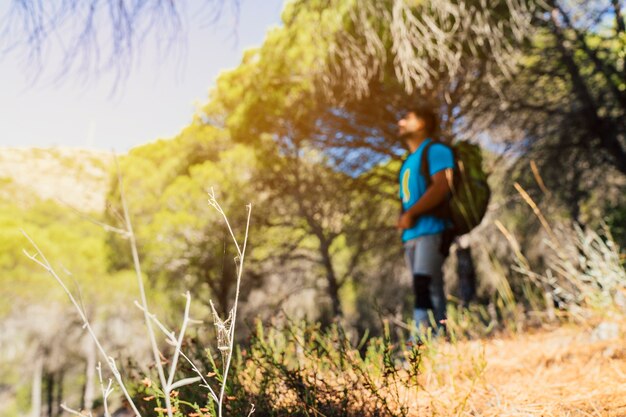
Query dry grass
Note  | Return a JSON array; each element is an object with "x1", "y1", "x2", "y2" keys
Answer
[
  {"x1": 409, "y1": 320, "x2": 626, "y2": 416},
  {"x1": 232, "y1": 315, "x2": 626, "y2": 417}
]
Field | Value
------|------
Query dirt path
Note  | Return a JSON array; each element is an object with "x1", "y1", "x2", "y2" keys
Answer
[{"x1": 411, "y1": 321, "x2": 626, "y2": 416}]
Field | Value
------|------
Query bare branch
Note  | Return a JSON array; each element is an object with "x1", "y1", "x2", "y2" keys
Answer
[
  {"x1": 114, "y1": 155, "x2": 172, "y2": 416},
  {"x1": 134, "y1": 298, "x2": 220, "y2": 403},
  {"x1": 0, "y1": 0, "x2": 241, "y2": 86},
  {"x1": 97, "y1": 362, "x2": 114, "y2": 417},
  {"x1": 60, "y1": 404, "x2": 93, "y2": 417},
  {"x1": 206, "y1": 194, "x2": 252, "y2": 417},
  {"x1": 21, "y1": 230, "x2": 141, "y2": 416}
]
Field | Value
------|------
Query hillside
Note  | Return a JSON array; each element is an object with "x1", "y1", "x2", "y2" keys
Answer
[{"x1": 0, "y1": 147, "x2": 114, "y2": 212}]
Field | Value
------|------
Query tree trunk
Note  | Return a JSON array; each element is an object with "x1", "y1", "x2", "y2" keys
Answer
[
  {"x1": 83, "y1": 332, "x2": 97, "y2": 412},
  {"x1": 556, "y1": 3, "x2": 626, "y2": 109},
  {"x1": 549, "y1": 6, "x2": 626, "y2": 174},
  {"x1": 206, "y1": 226, "x2": 235, "y2": 317},
  {"x1": 319, "y1": 238, "x2": 343, "y2": 318},
  {"x1": 30, "y1": 356, "x2": 43, "y2": 417},
  {"x1": 54, "y1": 370, "x2": 64, "y2": 417},
  {"x1": 612, "y1": 0, "x2": 626, "y2": 34},
  {"x1": 45, "y1": 372, "x2": 54, "y2": 417}
]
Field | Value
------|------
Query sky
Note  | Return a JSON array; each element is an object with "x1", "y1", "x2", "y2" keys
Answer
[{"x1": 0, "y1": 0, "x2": 284, "y2": 152}]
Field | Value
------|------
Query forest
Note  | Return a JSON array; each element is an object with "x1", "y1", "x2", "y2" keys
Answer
[{"x1": 1, "y1": 0, "x2": 625, "y2": 416}]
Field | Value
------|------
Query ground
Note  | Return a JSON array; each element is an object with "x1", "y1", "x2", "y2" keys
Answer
[{"x1": 412, "y1": 320, "x2": 626, "y2": 416}]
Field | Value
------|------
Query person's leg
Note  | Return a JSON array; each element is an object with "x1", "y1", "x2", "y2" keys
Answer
[
  {"x1": 413, "y1": 273, "x2": 432, "y2": 329},
  {"x1": 405, "y1": 239, "x2": 429, "y2": 331},
  {"x1": 410, "y1": 234, "x2": 446, "y2": 331},
  {"x1": 429, "y1": 260, "x2": 446, "y2": 331}
]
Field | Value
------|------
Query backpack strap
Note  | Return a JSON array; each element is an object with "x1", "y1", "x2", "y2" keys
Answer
[
  {"x1": 420, "y1": 140, "x2": 437, "y2": 186},
  {"x1": 420, "y1": 140, "x2": 455, "y2": 225},
  {"x1": 421, "y1": 140, "x2": 455, "y2": 183}
]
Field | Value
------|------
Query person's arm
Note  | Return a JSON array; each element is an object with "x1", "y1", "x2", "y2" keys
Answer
[{"x1": 397, "y1": 168, "x2": 452, "y2": 229}]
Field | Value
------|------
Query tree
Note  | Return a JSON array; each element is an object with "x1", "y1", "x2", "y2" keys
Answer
[
  {"x1": 254, "y1": 141, "x2": 398, "y2": 319},
  {"x1": 105, "y1": 124, "x2": 263, "y2": 316},
  {"x1": 468, "y1": 0, "x2": 626, "y2": 223},
  {"x1": 0, "y1": 151, "x2": 163, "y2": 416},
  {"x1": 202, "y1": 0, "x2": 537, "y2": 178},
  {"x1": 198, "y1": 0, "x2": 538, "y2": 319}
]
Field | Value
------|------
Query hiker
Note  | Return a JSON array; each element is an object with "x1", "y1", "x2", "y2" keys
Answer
[{"x1": 397, "y1": 107, "x2": 455, "y2": 335}]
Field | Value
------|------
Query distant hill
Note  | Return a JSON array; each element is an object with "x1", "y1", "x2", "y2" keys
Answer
[{"x1": 0, "y1": 147, "x2": 114, "y2": 213}]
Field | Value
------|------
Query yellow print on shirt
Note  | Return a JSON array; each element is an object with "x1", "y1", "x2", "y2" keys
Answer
[{"x1": 402, "y1": 169, "x2": 411, "y2": 203}]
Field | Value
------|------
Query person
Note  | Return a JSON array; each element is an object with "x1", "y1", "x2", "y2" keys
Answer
[{"x1": 397, "y1": 107, "x2": 454, "y2": 337}]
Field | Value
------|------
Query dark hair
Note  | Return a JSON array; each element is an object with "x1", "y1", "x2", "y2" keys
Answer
[{"x1": 409, "y1": 106, "x2": 438, "y2": 136}]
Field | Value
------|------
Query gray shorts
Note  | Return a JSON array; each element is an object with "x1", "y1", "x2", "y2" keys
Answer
[{"x1": 403, "y1": 233, "x2": 444, "y2": 277}]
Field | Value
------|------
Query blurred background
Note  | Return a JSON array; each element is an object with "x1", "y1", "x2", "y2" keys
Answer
[{"x1": 1, "y1": 0, "x2": 625, "y2": 416}]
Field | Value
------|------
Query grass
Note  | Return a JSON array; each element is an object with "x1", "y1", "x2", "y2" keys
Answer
[
  {"x1": 22, "y1": 201, "x2": 626, "y2": 417},
  {"x1": 16, "y1": 158, "x2": 626, "y2": 417},
  {"x1": 230, "y1": 319, "x2": 422, "y2": 417},
  {"x1": 37, "y1": 210, "x2": 625, "y2": 416},
  {"x1": 215, "y1": 208, "x2": 625, "y2": 416}
]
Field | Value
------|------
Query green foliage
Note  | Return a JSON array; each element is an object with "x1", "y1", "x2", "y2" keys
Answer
[
  {"x1": 105, "y1": 101, "x2": 404, "y2": 320},
  {"x1": 0, "y1": 198, "x2": 111, "y2": 312},
  {"x1": 483, "y1": 4, "x2": 626, "y2": 227},
  {"x1": 203, "y1": 0, "x2": 347, "y2": 142},
  {"x1": 105, "y1": 124, "x2": 261, "y2": 315},
  {"x1": 134, "y1": 379, "x2": 216, "y2": 417},
  {"x1": 606, "y1": 202, "x2": 626, "y2": 250}
]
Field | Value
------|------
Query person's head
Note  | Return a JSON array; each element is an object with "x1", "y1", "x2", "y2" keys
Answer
[{"x1": 397, "y1": 107, "x2": 438, "y2": 141}]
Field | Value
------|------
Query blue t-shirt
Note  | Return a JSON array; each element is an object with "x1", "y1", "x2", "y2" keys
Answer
[{"x1": 399, "y1": 139, "x2": 455, "y2": 242}]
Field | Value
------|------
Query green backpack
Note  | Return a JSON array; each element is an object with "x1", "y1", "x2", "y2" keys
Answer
[{"x1": 421, "y1": 140, "x2": 490, "y2": 236}]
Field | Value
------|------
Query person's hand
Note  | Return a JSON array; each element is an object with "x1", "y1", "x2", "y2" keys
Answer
[{"x1": 397, "y1": 212, "x2": 415, "y2": 230}]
